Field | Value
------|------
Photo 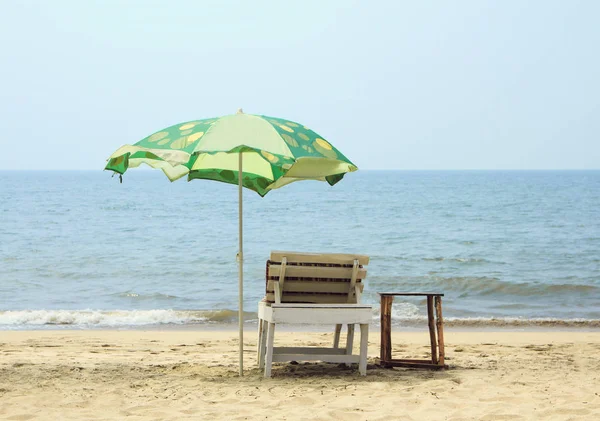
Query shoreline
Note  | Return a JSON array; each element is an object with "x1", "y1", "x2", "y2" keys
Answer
[
  {"x1": 3, "y1": 309, "x2": 599, "y2": 330},
  {"x1": 3, "y1": 325, "x2": 600, "y2": 333},
  {"x1": 2, "y1": 320, "x2": 600, "y2": 333}
]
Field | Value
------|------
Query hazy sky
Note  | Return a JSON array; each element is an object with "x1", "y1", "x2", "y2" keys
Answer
[{"x1": 1, "y1": 0, "x2": 598, "y2": 170}]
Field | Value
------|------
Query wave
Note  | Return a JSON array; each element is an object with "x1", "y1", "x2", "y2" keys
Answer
[
  {"x1": 1, "y1": 309, "x2": 599, "y2": 329},
  {"x1": 373, "y1": 304, "x2": 600, "y2": 327},
  {"x1": 109, "y1": 291, "x2": 182, "y2": 301},
  {"x1": 369, "y1": 276, "x2": 600, "y2": 297},
  {"x1": 472, "y1": 279, "x2": 600, "y2": 296},
  {"x1": 0, "y1": 310, "x2": 207, "y2": 327},
  {"x1": 421, "y1": 257, "x2": 493, "y2": 264},
  {"x1": 0, "y1": 309, "x2": 260, "y2": 328}
]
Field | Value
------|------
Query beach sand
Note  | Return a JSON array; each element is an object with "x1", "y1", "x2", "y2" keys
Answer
[{"x1": 1, "y1": 329, "x2": 599, "y2": 420}]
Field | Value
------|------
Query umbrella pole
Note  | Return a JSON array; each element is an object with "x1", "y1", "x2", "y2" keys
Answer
[{"x1": 238, "y1": 153, "x2": 244, "y2": 376}]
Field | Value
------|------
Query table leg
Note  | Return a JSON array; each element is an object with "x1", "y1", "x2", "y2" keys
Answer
[
  {"x1": 380, "y1": 295, "x2": 393, "y2": 365},
  {"x1": 427, "y1": 296, "x2": 438, "y2": 365},
  {"x1": 435, "y1": 296, "x2": 445, "y2": 367}
]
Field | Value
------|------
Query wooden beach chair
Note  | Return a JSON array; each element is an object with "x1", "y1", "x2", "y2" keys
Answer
[{"x1": 257, "y1": 251, "x2": 372, "y2": 377}]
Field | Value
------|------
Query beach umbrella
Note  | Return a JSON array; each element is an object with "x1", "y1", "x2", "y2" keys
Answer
[{"x1": 105, "y1": 109, "x2": 357, "y2": 375}]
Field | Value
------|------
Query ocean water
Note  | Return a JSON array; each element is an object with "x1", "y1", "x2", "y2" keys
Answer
[{"x1": 0, "y1": 170, "x2": 599, "y2": 329}]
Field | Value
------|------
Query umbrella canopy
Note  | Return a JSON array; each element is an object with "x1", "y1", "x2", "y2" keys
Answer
[
  {"x1": 105, "y1": 110, "x2": 357, "y2": 375},
  {"x1": 106, "y1": 110, "x2": 356, "y2": 196}
]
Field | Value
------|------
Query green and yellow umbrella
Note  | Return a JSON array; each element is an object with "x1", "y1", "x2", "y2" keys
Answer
[{"x1": 105, "y1": 109, "x2": 357, "y2": 375}]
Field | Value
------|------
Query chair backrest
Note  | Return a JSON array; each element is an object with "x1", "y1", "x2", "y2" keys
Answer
[{"x1": 265, "y1": 251, "x2": 369, "y2": 305}]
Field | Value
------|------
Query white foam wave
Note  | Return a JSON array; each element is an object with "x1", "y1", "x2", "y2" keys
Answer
[
  {"x1": 369, "y1": 306, "x2": 600, "y2": 327},
  {"x1": 0, "y1": 310, "x2": 207, "y2": 328},
  {"x1": 371, "y1": 302, "x2": 422, "y2": 322},
  {"x1": 1, "y1": 309, "x2": 598, "y2": 329}
]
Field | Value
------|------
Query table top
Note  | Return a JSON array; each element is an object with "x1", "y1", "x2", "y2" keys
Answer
[{"x1": 378, "y1": 292, "x2": 444, "y2": 297}]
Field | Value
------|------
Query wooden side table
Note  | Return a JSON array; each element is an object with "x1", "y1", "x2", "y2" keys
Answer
[{"x1": 379, "y1": 293, "x2": 447, "y2": 369}]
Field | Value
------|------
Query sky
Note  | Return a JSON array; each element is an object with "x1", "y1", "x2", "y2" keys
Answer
[{"x1": 1, "y1": 0, "x2": 599, "y2": 170}]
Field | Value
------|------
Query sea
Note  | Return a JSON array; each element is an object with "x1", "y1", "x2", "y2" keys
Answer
[{"x1": 0, "y1": 170, "x2": 599, "y2": 330}]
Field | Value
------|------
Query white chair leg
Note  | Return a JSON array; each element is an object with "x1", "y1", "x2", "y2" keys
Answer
[
  {"x1": 333, "y1": 324, "x2": 342, "y2": 348},
  {"x1": 359, "y1": 324, "x2": 368, "y2": 376},
  {"x1": 264, "y1": 322, "x2": 275, "y2": 378},
  {"x1": 257, "y1": 319, "x2": 264, "y2": 361},
  {"x1": 258, "y1": 320, "x2": 268, "y2": 369},
  {"x1": 345, "y1": 324, "x2": 355, "y2": 366}
]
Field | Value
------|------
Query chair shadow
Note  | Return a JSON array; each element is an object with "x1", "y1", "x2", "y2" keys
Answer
[{"x1": 245, "y1": 358, "x2": 459, "y2": 383}]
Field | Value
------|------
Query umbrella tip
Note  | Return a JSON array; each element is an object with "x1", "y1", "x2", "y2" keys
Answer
[{"x1": 236, "y1": 108, "x2": 244, "y2": 114}]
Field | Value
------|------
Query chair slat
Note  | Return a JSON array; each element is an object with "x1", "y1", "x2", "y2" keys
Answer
[
  {"x1": 270, "y1": 251, "x2": 369, "y2": 265},
  {"x1": 265, "y1": 293, "x2": 359, "y2": 304},
  {"x1": 266, "y1": 280, "x2": 364, "y2": 294},
  {"x1": 267, "y1": 265, "x2": 367, "y2": 280}
]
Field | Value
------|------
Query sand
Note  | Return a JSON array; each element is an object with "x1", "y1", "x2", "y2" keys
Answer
[{"x1": 0, "y1": 328, "x2": 599, "y2": 420}]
